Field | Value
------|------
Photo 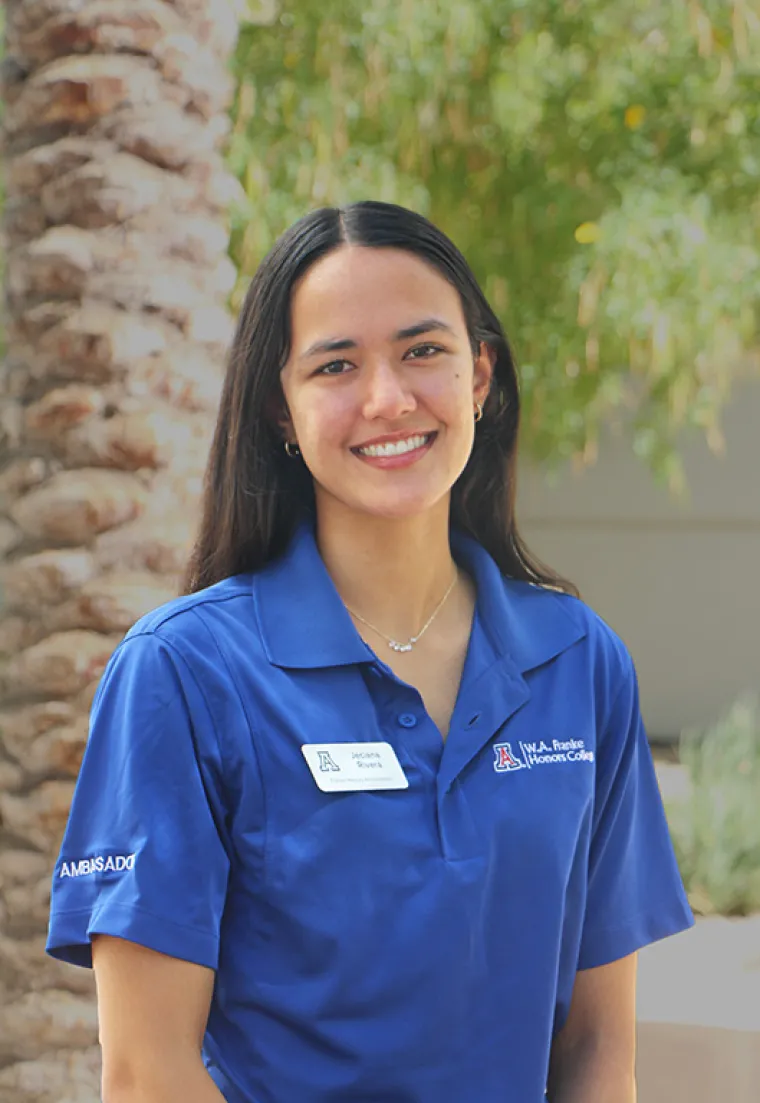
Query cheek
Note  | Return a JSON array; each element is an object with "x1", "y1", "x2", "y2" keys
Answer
[
  {"x1": 430, "y1": 390, "x2": 475, "y2": 440},
  {"x1": 294, "y1": 393, "x2": 354, "y2": 455},
  {"x1": 424, "y1": 365, "x2": 473, "y2": 414}
]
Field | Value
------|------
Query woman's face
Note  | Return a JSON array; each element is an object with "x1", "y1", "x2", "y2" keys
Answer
[{"x1": 279, "y1": 245, "x2": 493, "y2": 524}]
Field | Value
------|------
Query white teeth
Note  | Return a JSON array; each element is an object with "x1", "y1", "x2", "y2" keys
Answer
[{"x1": 358, "y1": 434, "x2": 430, "y2": 458}]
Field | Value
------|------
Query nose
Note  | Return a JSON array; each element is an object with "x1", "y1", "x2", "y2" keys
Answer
[{"x1": 361, "y1": 360, "x2": 417, "y2": 421}]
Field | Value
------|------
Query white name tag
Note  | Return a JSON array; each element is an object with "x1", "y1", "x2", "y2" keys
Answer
[{"x1": 301, "y1": 742, "x2": 409, "y2": 792}]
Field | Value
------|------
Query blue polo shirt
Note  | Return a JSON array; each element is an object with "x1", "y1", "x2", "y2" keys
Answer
[{"x1": 47, "y1": 523, "x2": 693, "y2": 1102}]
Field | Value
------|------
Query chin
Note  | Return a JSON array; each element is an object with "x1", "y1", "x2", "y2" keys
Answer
[
  {"x1": 314, "y1": 471, "x2": 455, "y2": 523},
  {"x1": 343, "y1": 489, "x2": 449, "y2": 522}
]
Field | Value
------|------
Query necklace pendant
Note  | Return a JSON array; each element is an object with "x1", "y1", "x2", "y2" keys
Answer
[{"x1": 389, "y1": 640, "x2": 413, "y2": 653}]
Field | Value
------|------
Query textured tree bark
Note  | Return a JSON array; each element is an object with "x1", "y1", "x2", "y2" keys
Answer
[{"x1": 0, "y1": 2, "x2": 243, "y2": 1098}]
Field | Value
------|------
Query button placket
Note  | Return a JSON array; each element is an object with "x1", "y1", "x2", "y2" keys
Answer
[{"x1": 362, "y1": 663, "x2": 444, "y2": 783}]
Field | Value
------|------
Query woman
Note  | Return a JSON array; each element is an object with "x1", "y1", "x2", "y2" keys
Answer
[{"x1": 47, "y1": 201, "x2": 693, "y2": 1102}]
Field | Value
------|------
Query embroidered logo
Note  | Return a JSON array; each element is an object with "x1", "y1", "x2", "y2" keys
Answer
[
  {"x1": 493, "y1": 739, "x2": 595, "y2": 773},
  {"x1": 493, "y1": 742, "x2": 525, "y2": 772}
]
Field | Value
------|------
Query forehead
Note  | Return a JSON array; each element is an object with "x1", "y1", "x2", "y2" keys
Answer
[{"x1": 289, "y1": 246, "x2": 465, "y2": 343}]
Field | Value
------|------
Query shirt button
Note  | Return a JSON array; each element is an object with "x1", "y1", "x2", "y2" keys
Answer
[{"x1": 398, "y1": 713, "x2": 418, "y2": 728}]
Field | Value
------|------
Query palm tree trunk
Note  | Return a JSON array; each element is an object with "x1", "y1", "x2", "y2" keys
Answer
[{"x1": 0, "y1": 2, "x2": 243, "y2": 1098}]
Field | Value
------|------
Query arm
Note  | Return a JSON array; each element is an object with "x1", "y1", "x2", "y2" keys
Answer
[
  {"x1": 93, "y1": 935, "x2": 226, "y2": 1103},
  {"x1": 547, "y1": 953, "x2": 637, "y2": 1103}
]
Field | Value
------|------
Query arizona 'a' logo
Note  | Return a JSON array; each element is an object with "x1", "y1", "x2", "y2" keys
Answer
[
  {"x1": 317, "y1": 750, "x2": 341, "y2": 773},
  {"x1": 493, "y1": 742, "x2": 524, "y2": 772}
]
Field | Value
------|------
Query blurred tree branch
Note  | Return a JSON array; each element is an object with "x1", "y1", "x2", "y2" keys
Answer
[{"x1": 229, "y1": 0, "x2": 760, "y2": 489}]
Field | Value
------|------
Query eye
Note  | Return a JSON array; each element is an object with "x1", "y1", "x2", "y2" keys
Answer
[
  {"x1": 405, "y1": 343, "x2": 444, "y2": 360},
  {"x1": 316, "y1": 359, "x2": 355, "y2": 376}
]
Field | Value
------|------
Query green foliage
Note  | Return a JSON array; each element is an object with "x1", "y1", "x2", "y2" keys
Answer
[
  {"x1": 230, "y1": 0, "x2": 760, "y2": 484},
  {"x1": 667, "y1": 694, "x2": 760, "y2": 916}
]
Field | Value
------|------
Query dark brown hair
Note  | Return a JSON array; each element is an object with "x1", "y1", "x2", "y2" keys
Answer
[{"x1": 182, "y1": 201, "x2": 577, "y2": 597}]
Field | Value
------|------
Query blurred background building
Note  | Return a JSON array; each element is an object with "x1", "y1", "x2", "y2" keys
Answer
[{"x1": 520, "y1": 376, "x2": 760, "y2": 741}]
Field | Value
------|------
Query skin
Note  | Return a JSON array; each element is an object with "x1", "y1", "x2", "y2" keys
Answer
[
  {"x1": 279, "y1": 244, "x2": 493, "y2": 734},
  {"x1": 279, "y1": 245, "x2": 492, "y2": 529},
  {"x1": 94, "y1": 244, "x2": 637, "y2": 1101},
  {"x1": 93, "y1": 936, "x2": 223, "y2": 1103},
  {"x1": 278, "y1": 244, "x2": 493, "y2": 654},
  {"x1": 548, "y1": 953, "x2": 638, "y2": 1102}
]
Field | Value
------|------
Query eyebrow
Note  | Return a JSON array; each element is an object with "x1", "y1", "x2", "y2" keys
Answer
[{"x1": 299, "y1": 317, "x2": 457, "y2": 359}]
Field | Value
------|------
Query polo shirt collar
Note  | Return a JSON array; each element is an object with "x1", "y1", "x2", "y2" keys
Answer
[
  {"x1": 450, "y1": 531, "x2": 586, "y2": 674},
  {"x1": 252, "y1": 521, "x2": 586, "y2": 673},
  {"x1": 253, "y1": 522, "x2": 372, "y2": 669}
]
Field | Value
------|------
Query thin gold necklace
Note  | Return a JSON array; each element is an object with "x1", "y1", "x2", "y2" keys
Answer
[{"x1": 346, "y1": 572, "x2": 458, "y2": 653}]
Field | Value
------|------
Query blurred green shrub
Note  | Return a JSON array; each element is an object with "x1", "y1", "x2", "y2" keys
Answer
[{"x1": 667, "y1": 694, "x2": 760, "y2": 916}]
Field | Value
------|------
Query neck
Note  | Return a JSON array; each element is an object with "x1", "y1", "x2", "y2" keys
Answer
[{"x1": 315, "y1": 499, "x2": 457, "y2": 641}]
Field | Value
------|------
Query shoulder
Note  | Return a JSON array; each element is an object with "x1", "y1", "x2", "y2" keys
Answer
[
  {"x1": 531, "y1": 582, "x2": 630, "y2": 658},
  {"x1": 125, "y1": 574, "x2": 254, "y2": 638},
  {"x1": 98, "y1": 574, "x2": 265, "y2": 699},
  {"x1": 456, "y1": 532, "x2": 633, "y2": 691},
  {"x1": 499, "y1": 581, "x2": 644, "y2": 754},
  {"x1": 120, "y1": 574, "x2": 257, "y2": 654},
  {"x1": 503, "y1": 577, "x2": 636, "y2": 692},
  {"x1": 93, "y1": 576, "x2": 266, "y2": 764}
]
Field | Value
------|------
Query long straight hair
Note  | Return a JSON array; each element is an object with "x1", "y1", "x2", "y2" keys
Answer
[{"x1": 182, "y1": 201, "x2": 576, "y2": 597}]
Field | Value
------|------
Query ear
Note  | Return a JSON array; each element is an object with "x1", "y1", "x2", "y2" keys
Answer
[
  {"x1": 266, "y1": 390, "x2": 295, "y2": 444},
  {"x1": 473, "y1": 341, "x2": 496, "y2": 406}
]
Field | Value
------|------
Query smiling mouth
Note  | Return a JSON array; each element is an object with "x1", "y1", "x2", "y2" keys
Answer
[{"x1": 353, "y1": 433, "x2": 436, "y2": 458}]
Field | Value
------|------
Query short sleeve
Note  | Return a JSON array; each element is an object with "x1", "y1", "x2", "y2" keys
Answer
[
  {"x1": 46, "y1": 631, "x2": 231, "y2": 971},
  {"x1": 578, "y1": 652, "x2": 694, "y2": 969}
]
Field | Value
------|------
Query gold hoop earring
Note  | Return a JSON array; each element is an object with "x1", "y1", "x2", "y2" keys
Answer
[
  {"x1": 474, "y1": 403, "x2": 484, "y2": 423},
  {"x1": 284, "y1": 441, "x2": 301, "y2": 458}
]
